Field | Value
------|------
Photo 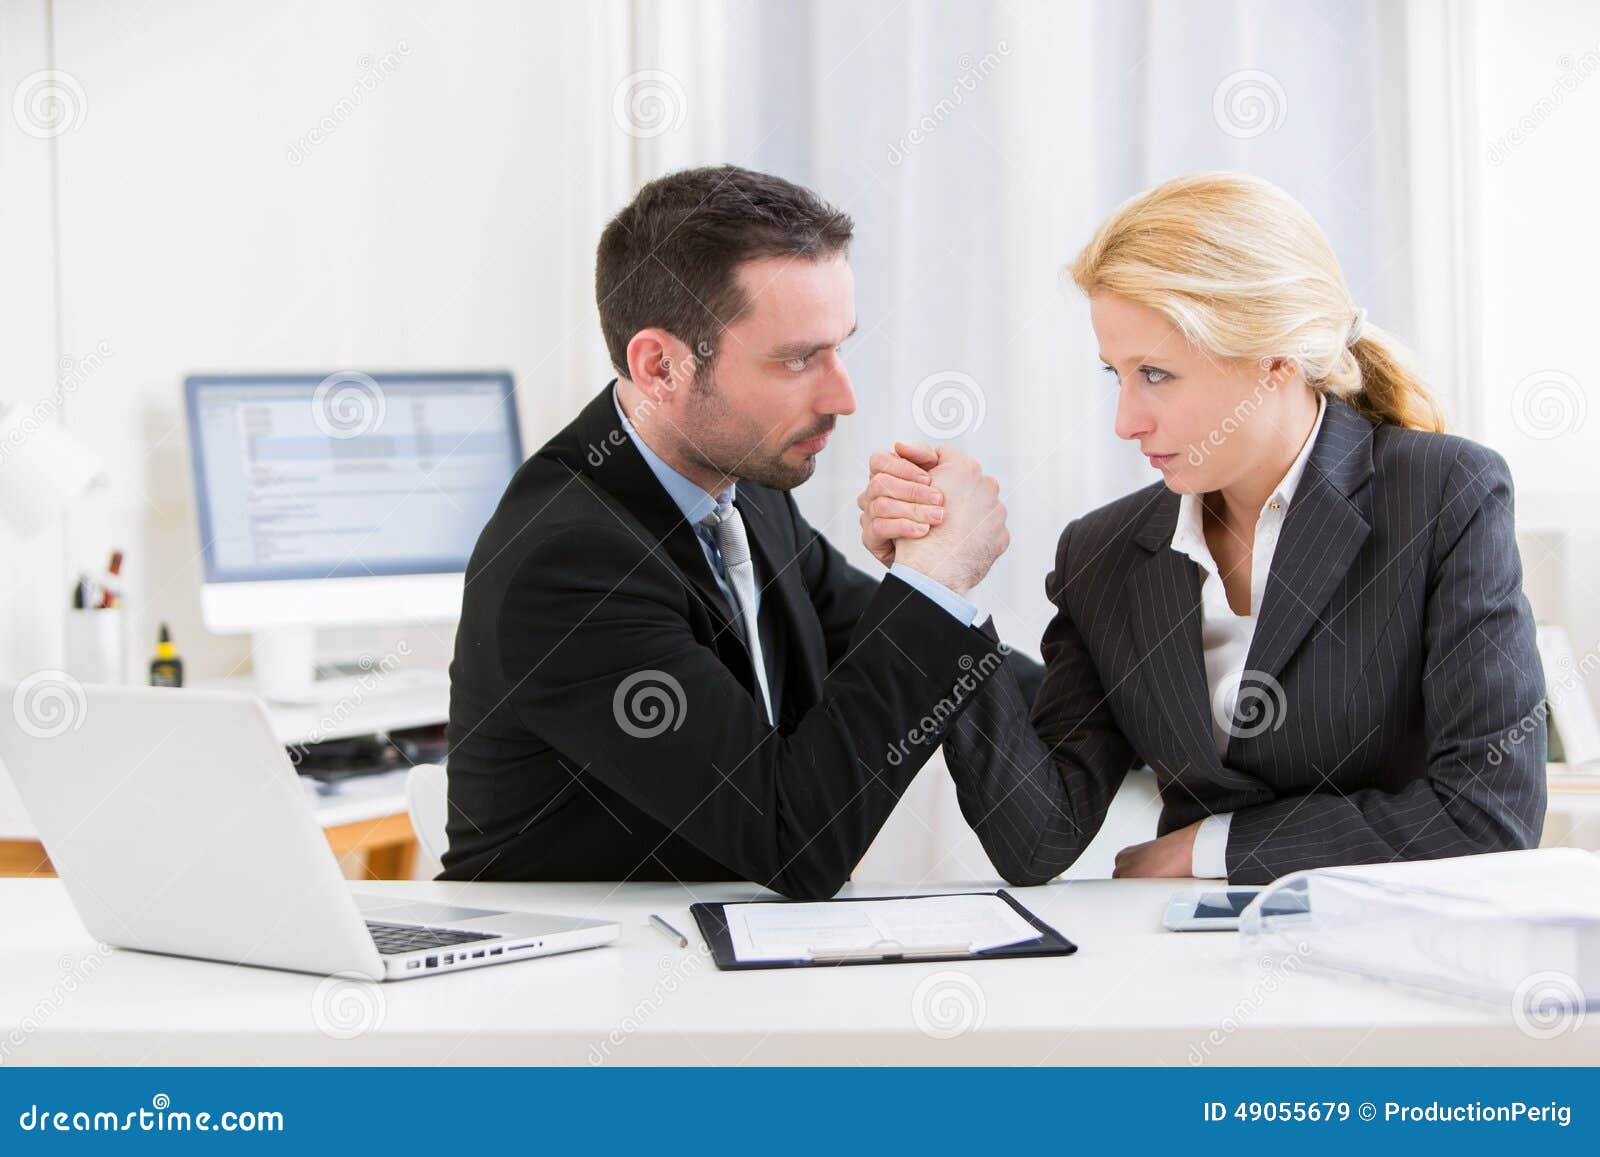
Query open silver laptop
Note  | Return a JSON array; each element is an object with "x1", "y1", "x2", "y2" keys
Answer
[{"x1": 0, "y1": 684, "x2": 616, "y2": 981}]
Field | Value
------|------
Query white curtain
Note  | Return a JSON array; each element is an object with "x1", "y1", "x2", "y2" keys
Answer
[{"x1": 619, "y1": 0, "x2": 1426, "y2": 881}]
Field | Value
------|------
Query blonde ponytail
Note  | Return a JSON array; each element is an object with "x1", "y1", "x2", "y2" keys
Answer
[
  {"x1": 1070, "y1": 172, "x2": 1446, "y2": 433},
  {"x1": 1340, "y1": 327, "x2": 1446, "y2": 432}
]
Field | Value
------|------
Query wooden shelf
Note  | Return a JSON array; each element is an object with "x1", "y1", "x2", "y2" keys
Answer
[{"x1": 1, "y1": 809, "x2": 418, "y2": 882}]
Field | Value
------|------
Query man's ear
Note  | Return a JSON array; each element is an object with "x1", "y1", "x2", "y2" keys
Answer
[{"x1": 624, "y1": 328, "x2": 695, "y2": 405}]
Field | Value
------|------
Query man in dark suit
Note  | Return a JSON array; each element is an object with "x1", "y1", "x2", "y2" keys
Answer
[{"x1": 442, "y1": 165, "x2": 1034, "y2": 899}]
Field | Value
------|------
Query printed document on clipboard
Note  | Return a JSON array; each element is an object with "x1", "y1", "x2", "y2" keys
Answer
[{"x1": 688, "y1": 891, "x2": 1078, "y2": 970}]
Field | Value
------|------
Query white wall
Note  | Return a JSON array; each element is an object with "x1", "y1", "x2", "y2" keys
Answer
[
  {"x1": 10, "y1": 0, "x2": 627, "y2": 684},
  {"x1": 0, "y1": 0, "x2": 65, "y2": 679}
]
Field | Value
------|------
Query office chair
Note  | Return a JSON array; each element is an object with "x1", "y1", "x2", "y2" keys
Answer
[{"x1": 404, "y1": 762, "x2": 450, "y2": 863}]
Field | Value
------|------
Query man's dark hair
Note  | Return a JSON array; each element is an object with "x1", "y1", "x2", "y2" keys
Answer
[{"x1": 595, "y1": 165, "x2": 854, "y2": 381}]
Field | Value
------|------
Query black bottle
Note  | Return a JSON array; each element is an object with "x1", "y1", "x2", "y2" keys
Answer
[{"x1": 149, "y1": 623, "x2": 184, "y2": 688}]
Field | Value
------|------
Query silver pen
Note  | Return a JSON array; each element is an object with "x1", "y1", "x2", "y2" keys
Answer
[{"x1": 648, "y1": 913, "x2": 689, "y2": 947}]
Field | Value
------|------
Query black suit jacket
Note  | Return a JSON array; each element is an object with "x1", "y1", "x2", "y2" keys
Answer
[
  {"x1": 945, "y1": 398, "x2": 1548, "y2": 885},
  {"x1": 441, "y1": 383, "x2": 1031, "y2": 899}
]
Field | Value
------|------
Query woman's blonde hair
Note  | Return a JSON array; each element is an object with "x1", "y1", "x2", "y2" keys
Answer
[{"x1": 1069, "y1": 172, "x2": 1445, "y2": 432}]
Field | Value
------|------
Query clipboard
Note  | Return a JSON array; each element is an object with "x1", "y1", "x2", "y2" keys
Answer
[{"x1": 689, "y1": 890, "x2": 1077, "y2": 971}]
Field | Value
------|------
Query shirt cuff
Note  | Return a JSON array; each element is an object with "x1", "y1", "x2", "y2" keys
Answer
[
  {"x1": 888, "y1": 563, "x2": 980, "y2": 626},
  {"x1": 1191, "y1": 812, "x2": 1233, "y2": 878}
]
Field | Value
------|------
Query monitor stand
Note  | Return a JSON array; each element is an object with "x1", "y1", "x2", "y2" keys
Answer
[
  {"x1": 252, "y1": 626, "x2": 321, "y2": 703},
  {"x1": 250, "y1": 626, "x2": 445, "y2": 706}
]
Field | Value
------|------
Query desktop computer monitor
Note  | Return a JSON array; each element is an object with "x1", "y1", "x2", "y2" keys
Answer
[{"x1": 183, "y1": 371, "x2": 524, "y2": 701}]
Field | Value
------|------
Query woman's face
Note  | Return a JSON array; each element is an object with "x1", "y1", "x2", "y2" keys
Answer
[{"x1": 1090, "y1": 292, "x2": 1300, "y2": 497}]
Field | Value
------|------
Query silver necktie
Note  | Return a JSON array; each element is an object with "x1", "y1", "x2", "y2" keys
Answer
[{"x1": 703, "y1": 503, "x2": 774, "y2": 724}]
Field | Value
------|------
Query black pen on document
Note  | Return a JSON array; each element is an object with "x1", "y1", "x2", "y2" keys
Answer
[{"x1": 648, "y1": 913, "x2": 688, "y2": 947}]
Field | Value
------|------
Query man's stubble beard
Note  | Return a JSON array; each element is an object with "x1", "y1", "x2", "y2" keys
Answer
[{"x1": 679, "y1": 370, "x2": 825, "y2": 491}]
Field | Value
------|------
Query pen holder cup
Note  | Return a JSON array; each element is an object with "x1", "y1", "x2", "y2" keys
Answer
[{"x1": 64, "y1": 607, "x2": 126, "y2": 685}]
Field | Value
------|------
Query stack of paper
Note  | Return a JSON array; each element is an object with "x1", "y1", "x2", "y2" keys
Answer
[{"x1": 1240, "y1": 847, "x2": 1600, "y2": 1010}]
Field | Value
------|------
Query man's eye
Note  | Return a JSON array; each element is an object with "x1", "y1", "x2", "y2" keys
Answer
[{"x1": 784, "y1": 356, "x2": 811, "y2": 373}]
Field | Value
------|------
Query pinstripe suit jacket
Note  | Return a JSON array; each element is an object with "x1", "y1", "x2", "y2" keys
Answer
[{"x1": 947, "y1": 398, "x2": 1547, "y2": 885}]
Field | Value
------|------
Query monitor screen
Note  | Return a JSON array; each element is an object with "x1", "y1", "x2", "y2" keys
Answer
[{"x1": 185, "y1": 372, "x2": 523, "y2": 583}]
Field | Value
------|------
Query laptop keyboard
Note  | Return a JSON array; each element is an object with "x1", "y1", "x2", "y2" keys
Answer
[{"x1": 366, "y1": 920, "x2": 498, "y2": 956}]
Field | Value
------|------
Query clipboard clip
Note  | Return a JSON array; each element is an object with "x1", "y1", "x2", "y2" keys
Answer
[{"x1": 805, "y1": 937, "x2": 975, "y2": 963}]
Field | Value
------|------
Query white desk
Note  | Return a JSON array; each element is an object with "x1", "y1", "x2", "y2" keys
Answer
[{"x1": 3, "y1": 877, "x2": 1596, "y2": 1066}]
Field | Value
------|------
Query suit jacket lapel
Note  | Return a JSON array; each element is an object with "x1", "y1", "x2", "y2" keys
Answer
[
  {"x1": 735, "y1": 487, "x2": 820, "y2": 721},
  {"x1": 554, "y1": 383, "x2": 737, "y2": 637},
  {"x1": 1128, "y1": 498, "x2": 1263, "y2": 792},
  {"x1": 1127, "y1": 541, "x2": 1217, "y2": 769},
  {"x1": 1241, "y1": 399, "x2": 1375, "y2": 690},
  {"x1": 733, "y1": 488, "x2": 806, "y2": 643},
  {"x1": 552, "y1": 384, "x2": 825, "y2": 718}
]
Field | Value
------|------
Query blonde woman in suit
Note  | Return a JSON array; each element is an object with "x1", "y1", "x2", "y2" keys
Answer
[{"x1": 859, "y1": 172, "x2": 1546, "y2": 884}]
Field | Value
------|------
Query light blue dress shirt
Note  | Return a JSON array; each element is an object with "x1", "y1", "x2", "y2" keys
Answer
[{"x1": 610, "y1": 387, "x2": 979, "y2": 628}]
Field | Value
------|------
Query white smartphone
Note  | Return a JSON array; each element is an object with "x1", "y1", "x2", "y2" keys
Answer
[{"x1": 1162, "y1": 886, "x2": 1310, "y2": 932}]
